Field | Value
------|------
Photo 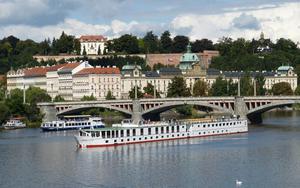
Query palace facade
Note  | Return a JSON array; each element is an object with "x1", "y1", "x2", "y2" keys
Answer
[{"x1": 6, "y1": 46, "x2": 298, "y2": 100}]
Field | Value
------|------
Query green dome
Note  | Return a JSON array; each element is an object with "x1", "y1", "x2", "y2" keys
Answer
[{"x1": 180, "y1": 43, "x2": 200, "y2": 63}]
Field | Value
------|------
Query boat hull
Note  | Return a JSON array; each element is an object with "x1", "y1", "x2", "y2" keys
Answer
[
  {"x1": 76, "y1": 131, "x2": 248, "y2": 148},
  {"x1": 75, "y1": 119, "x2": 248, "y2": 148}
]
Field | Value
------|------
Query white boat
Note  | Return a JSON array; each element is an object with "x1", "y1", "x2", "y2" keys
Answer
[
  {"x1": 75, "y1": 117, "x2": 248, "y2": 148},
  {"x1": 2, "y1": 118, "x2": 26, "y2": 130},
  {"x1": 41, "y1": 115, "x2": 105, "y2": 132}
]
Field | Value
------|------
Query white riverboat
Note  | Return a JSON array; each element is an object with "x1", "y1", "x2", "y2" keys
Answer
[
  {"x1": 2, "y1": 118, "x2": 26, "y2": 130},
  {"x1": 41, "y1": 115, "x2": 105, "y2": 132},
  {"x1": 75, "y1": 117, "x2": 248, "y2": 148}
]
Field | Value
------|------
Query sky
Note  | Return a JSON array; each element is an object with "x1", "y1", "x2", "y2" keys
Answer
[{"x1": 0, "y1": 0, "x2": 300, "y2": 43}]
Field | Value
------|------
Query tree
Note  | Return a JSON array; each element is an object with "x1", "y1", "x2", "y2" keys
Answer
[
  {"x1": 5, "y1": 88, "x2": 25, "y2": 116},
  {"x1": 193, "y1": 79, "x2": 207, "y2": 96},
  {"x1": 191, "y1": 39, "x2": 214, "y2": 52},
  {"x1": 73, "y1": 39, "x2": 81, "y2": 55},
  {"x1": 143, "y1": 83, "x2": 160, "y2": 98},
  {"x1": 167, "y1": 76, "x2": 191, "y2": 97},
  {"x1": 106, "y1": 90, "x2": 116, "y2": 100},
  {"x1": 209, "y1": 77, "x2": 228, "y2": 96},
  {"x1": 294, "y1": 85, "x2": 300, "y2": 95},
  {"x1": 97, "y1": 45, "x2": 101, "y2": 55},
  {"x1": 160, "y1": 31, "x2": 172, "y2": 53},
  {"x1": 272, "y1": 82, "x2": 293, "y2": 95},
  {"x1": 82, "y1": 46, "x2": 87, "y2": 56},
  {"x1": 129, "y1": 86, "x2": 143, "y2": 99},
  {"x1": 255, "y1": 74, "x2": 266, "y2": 95},
  {"x1": 0, "y1": 102, "x2": 10, "y2": 124},
  {"x1": 240, "y1": 73, "x2": 253, "y2": 96},
  {"x1": 53, "y1": 95, "x2": 65, "y2": 102},
  {"x1": 172, "y1": 35, "x2": 189, "y2": 53},
  {"x1": 143, "y1": 31, "x2": 159, "y2": 53},
  {"x1": 111, "y1": 34, "x2": 140, "y2": 54},
  {"x1": 26, "y1": 86, "x2": 51, "y2": 104},
  {"x1": 81, "y1": 94, "x2": 96, "y2": 101}
]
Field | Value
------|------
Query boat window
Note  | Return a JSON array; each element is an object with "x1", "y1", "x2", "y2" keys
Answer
[
  {"x1": 208, "y1": 124, "x2": 210, "y2": 127},
  {"x1": 92, "y1": 132, "x2": 95, "y2": 137},
  {"x1": 116, "y1": 130, "x2": 119, "y2": 137},
  {"x1": 141, "y1": 128, "x2": 144, "y2": 136},
  {"x1": 88, "y1": 122, "x2": 91, "y2": 125},
  {"x1": 203, "y1": 124, "x2": 206, "y2": 128},
  {"x1": 155, "y1": 127, "x2": 158, "y2": 134},
  {"x1": 148, "y1": 128, "x2": 151, "y2": 135},
  {"x1": 171, "y1": 126, "x2": 175, "y2": 133},
  {"x1": 176, "y1": 126, "x2": 179, "y2": 132},
  {"x1": 133, "y1": 129, "x2": 136, "y2": 136},
  {"x1": 120, "y1": 130, "x2": 124, "y2": 137},
  {"x1": 101, "y1": 131, "x2": 105, "y2": 138},
  {"x1": 212, "y1": 124, "x2": 214, "y2": 127},
  {"x1": 107, "y1": 131, "x2": 111, "y2": 138},
  {"x1": 126, "y1": 129, "x2": 130, "y2": 137},
  {"x1": 105, "y1": 140, "x2": 108, "y2": 143},
  {"x1": 112, "y1": 130, "x2": 115, "y2": 138},
  {"x1": 96, "y1": 132, "x2": 100, "y2": 137},
  {"x1": 166, "y1": 126, "x2": 169, "y2": 133},
  {"x1": 161, "y1": 127, "x2": 164, "y2": 134}
]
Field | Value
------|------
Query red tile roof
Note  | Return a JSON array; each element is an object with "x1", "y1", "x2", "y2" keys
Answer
[
  {"x1": 75, "y1": 67, "x2": 120, "y2": 76},
  {"x1": 59, "y1": 62, "x2": 81, "y2": 70},
  {"x1": 24, "y1": 63, "x2": 72, "y2": 77},
  {"x1": 79, "y1": 35, "x2": 107, "y2": 42}
]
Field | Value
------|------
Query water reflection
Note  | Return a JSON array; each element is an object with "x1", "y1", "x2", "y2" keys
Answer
[{"x1": 1, "y1": 111, "x2": 300, "y2": 188}]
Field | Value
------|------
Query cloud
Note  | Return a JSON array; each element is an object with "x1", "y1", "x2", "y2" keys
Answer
[
  {"x1": 0, "y1": 0, "x2": 79, "y2": 26},
  {"x1": 232, "y1": 13, "x2": 261, "y2": 30},
  {"x1": 171, "y1": 2, "x2": 300, "y2": 42}
]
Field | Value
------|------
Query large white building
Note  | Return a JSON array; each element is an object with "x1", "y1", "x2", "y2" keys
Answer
[
  {"x1": 79, "y1": 35, "x2": 107, "y2": 55},
  {"x1": 73, "y1": 66, "x2": 121, "y2": 100},
  {"x1": 6, "y1": 47, "x2": 298, "y2": 101}
]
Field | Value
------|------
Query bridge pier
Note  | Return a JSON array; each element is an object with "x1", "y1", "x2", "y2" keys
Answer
[
  {"x1": 234, "y1": 96, "x2": 248, "y2": 119},
  {"x1": 132, "y1": 100, "x2": 143, "y2": 124},
  {"x1": 38, "y1": 104, "x2": 57, "y2": 122}
]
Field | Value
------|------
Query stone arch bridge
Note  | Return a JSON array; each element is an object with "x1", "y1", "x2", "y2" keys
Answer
[{"x1": 37, "y1": 96, "x2": 300, "y2": 124}]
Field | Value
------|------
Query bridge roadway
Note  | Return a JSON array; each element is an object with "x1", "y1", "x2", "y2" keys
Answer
[{"x1": 37, "y1": 96, "x2": 300, "y2": 124}]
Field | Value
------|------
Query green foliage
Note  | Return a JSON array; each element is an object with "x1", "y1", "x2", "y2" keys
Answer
[
  {"x1": 176, "y1": 105, "x2": 193, "y2": 116},
  {"x1": 172, "y1": 35, "x2": 189, "y2": 53},
  {"x1": 167, "y1": 76, "x2": 191, "y2": 97},
  {"x1": 143, "y1": 31, "x2": 159, "y2": 53},
  {"x1": 240, "y1": 73, "x2": 253, "y2": 96},
  {"x1": 193, "y1": 79, "x2": 207, "y2": 96},
  {"x1": 0, "y1": 102, "x2": 10, "y2": 124},
  {"x1": 255, "y1": 75, "x2": 266, "y2": 95},
  {"x1": 53, "y1": 95, "x2": 65, "y2": 102},
  {"x1": 26, "y1": 86, "x2": 51, "y2": 104},
  {"x1": 109, "y1": 34, "x2": 140, "y2": 54},
  {"x1": 5, "y1": 89, "x2": 25, "y2": 115},
  {"x1": 160, "y1": 31, "x2": 173, "y2": 53},
  {"x1": 209, "y1": 77, "x2": 237, "y2": 96},
  {"x1": 191, "y1": 39, "x2": 214, "y2": 52},
  {"x1": 209, "y1": 77, "x2": 228, "y2": 96},
  {"x1": 81, "y1": 94, "x2": 96, "y2": 101},
  {"x1": 152, "y1": 63, "x2": 174, "y2": 71},
  {"x1": 294, "y1": 85, "x2": 300, "y2": 95},
  {"x1": 272, "y1": 82, "x2": 293, "y2": 95},
  {"x1": 129, "y1": 86, "x2": 143, "y2": 99},
  {"x1": 143, "y1": 83, "x2": 160, "y2": 98},
  {"x1": 106, "y1": 90, "x2": 116, "y2": 100},
  {"x1": 82, "y1": 46, "x2": 87, "y2": 56}
]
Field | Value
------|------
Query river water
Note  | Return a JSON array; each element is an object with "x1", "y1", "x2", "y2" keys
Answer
[{"x1": 1, "y1": 111, "x2": 300, "y2": 188}]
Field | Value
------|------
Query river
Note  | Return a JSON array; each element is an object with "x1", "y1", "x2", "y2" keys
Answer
[{"x1": 1, "y1": 111, "x2": 300, "y2": 188}]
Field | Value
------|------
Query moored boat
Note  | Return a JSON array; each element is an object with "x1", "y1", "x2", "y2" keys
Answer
[
  {"x1": 75, "y1": 117, "x2": 248, "y2": 148},
  {"x1": 2, "y1": 118, "x2": 26, "y2": 130},
  {"x1": 41, "y1": 115, "x2": 105, "y2": 132}
]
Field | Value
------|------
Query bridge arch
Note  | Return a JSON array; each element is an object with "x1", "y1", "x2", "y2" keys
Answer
[
  {"x1": 57, "y1": 104, "x2": 132, "y2": 116},
  {"x1": 246, "y1": 101, "x2": 296, "y2": 124},
  {"x1": 142, "y1": 101, "x2": 233, "y2": 118}
]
